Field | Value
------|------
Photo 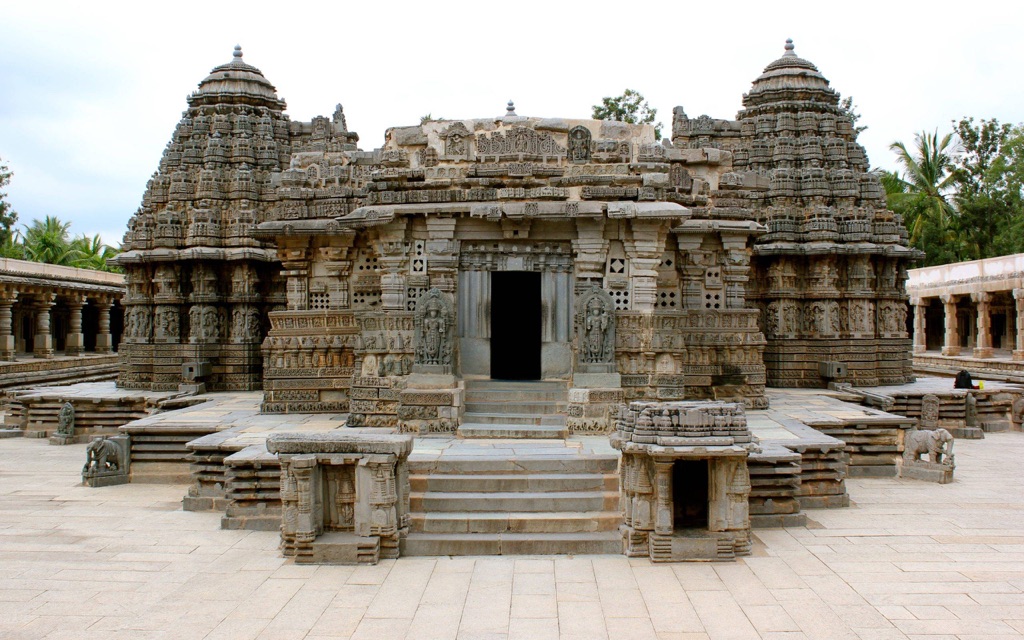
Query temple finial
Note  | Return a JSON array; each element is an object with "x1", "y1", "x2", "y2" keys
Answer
[
  {"x1": 505, "y1": 100, "x2": 517, "y2": 117},
  {"x1": 783, "y1": 38, "x2": 795, "y2": 57},
  {"x1": 233, "y1": 45, "x2": 243, "y2": 59}
]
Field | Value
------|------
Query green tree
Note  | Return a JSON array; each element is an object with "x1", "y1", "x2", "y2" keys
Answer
[
  {"x1": 950, "y1": 117, "x2": 1024, "y2": 260},
  {"x1": 19, "y1": 216, "x2": 81, "y2": 266},
  {"x1": 838, "y1": 95, "x2": 867, "y2": 135},
  {"x1": 70, "y1": 233, "x2": 121, "y2": 272},
  {"x1": 0, "y1": 157, "x2": 19, "y2": 257},
  {"x1": 887, "y1": 130, "x2": 958, "y2": 249},
  {"x1": 592, "y1": 89, "x2": 662, "y2": 139}
]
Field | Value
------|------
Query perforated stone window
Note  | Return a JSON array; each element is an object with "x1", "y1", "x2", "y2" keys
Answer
[
  {"x1": 356, "y1": 251, "x2": 379, "y2": 273},
  {"x1": 406, "y1": 286, "x2": 427, "y2": 311},
  {"x1": 410, "y1": 241, "x2": 426, "y2": 274},
  {"x1": 608, "y1": 257, "x2": 626, "y2": 275},
  {"x1": 610, "y1": 289, "x2": 631, "y2": 310},
  {"x1": 657, "y1": 289, "x2": 679, "y2": 309},
  {"x1": 309, "y1": 292, "x2": 330, "y2": 310},
  {"x1": 704, "y1": 291, "x2": 722, "y2": 309},
  {"x1": 705, "y1": 267, "x2": 722, "y2": 288},
  {"x1": 351, "y1": 291, "x2": 381, "y2": 309}
]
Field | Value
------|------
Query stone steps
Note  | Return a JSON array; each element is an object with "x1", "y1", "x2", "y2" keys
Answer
[
  {"x1": 456, "y1": 423, "x2": 566, "y2": 439},
  {"x1": 405, "y1": 451, "x2": 621, "y2": 557},
  {"x1": 411, "y1": 511, "x2": 622, "y2": 534},
  {"x1": 400, "y1": 532, "x2": 622, "y2": 556},
  {"x1": 460, "y1": 412, "x2": 567, "y2": 426},
  {"x1": 463, "y1": 401, "x2": 567, "y2": 414}
]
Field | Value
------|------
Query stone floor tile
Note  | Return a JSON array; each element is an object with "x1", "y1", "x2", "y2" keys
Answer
[
  {"x1": 511, "y1": 571, "x2": 555, "y2": 595},
  {"x1": 742, "y1": 604, "x2": 801, "y2": 633},
  {"x1": 510, "y1": 593, "x2": 557, "y2": 618},
  {"x1": 349, "y1": 617, "x2": 412, "y2": 640},
  {"x1": 557, "y1": 600, "x2": 608, "y2": 638},
  {"x1": 405, "y1": 603, "x2": 464, "y2": 640},
  {"x1": 507, "y1": 617, "x2": 558, "y2": 640},
  {"x1": 687, "y1": 590, "x2": 760, "y2": 639},
  {"x1": 604, "y1": 616, "x2": 659, "y2": 639}
]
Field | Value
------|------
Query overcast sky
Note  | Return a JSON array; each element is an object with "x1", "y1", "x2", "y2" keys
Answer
[{"x1": 2, "y1": 0, "x2": 1022, "y2": 247}]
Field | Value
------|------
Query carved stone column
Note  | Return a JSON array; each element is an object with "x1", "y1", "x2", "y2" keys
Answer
[
  {"x1": 33, "y1": 294, "x2": 56, "y2": 358},
  {"x1": 1014, "y1": 289, "x2": 1024, "y2": 361},
  {"x1": 0, "y1": 290, "x2": 17, "y2": 360},
  {"x1": 64, "y1": 295, "x2": 86, "y2": 356},
  {"x1": 95, "y1": 300, "x2": 113, "y2": 353},
  {"x1": 972, "y1": 291, "x2": 993, "y2": 358},
  {"x1": 911, "y1": 297, "x2": 927, "y2": 354},
  {"x1": 623, "y1": 221, "x2": 665, "y2": 312},
  {"x1": 653, "y1": 459, "x2": 674, "y2": 536},
  {"x1": 941, "y1": 294, "x2": 960, "y2": 356}
]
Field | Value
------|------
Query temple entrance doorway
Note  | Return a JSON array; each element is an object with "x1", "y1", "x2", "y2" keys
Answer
[
  {"x1": 490, "y1": 271, "x2": 541, "y2": 380},
  {"x1": 673, "y1": 459, "x2": 710, "y2": 530}
]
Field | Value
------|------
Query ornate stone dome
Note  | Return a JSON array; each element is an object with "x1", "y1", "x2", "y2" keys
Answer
[
  {"x1": 188, "y1": 45, "x2": 285, "y2": 109},
  {"x1": 742, "y1": 39, "x2": 838, "y2": 109}
]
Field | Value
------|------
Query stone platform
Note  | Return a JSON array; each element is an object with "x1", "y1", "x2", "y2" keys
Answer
[
  {"x1": 869, "y1": 376, "x2": 1024, "y2": 435},
  {"x1": 2, "y1": 432, "x2": 1024, "y2": 637}
]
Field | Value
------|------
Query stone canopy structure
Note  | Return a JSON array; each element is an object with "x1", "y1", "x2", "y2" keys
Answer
[{"x1": 115, "y1": 40, "x2": 917, "y2": 428}]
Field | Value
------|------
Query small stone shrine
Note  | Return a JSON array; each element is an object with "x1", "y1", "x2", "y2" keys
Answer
[
  {"x1": 900, "y1": 427, "x2": 955, "y2": 484},
  {"x1": 113, "y1": 39, "x2": 918, "y2": 427},
  {"x1": 612, "y1": 401, "x2": 755, "y2": 561},
  {"x1": 266, "y1": 431, "x2": 413, "y2": 565},
  {"x1": 82, "y1": 435, "x2": 131, "y2": 487}
]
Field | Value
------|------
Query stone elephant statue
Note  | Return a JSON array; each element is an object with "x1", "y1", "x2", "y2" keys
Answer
[
  {"x1": 903, "y1": 428, "x2": 954, "y2": 465},
  {"x1": 83, "y1": 437, "x2": 122, "y2": 473}
]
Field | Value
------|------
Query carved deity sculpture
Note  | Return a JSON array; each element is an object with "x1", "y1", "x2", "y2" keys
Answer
[
  {"x1": 575, "y1": 285, "x2": 616, "y2": 369},
  {"x1": 57, "y1": 402, "x2": 75, "y2": 437},
  {"x1": 965, "y1": 392, "x2": 978, "y2": 427},
  {"x1": 413, "y1": 288, "x2": 454, "y2": 370},
  {"x1": 568, "y1": 126, "x2": 592, "y2": 164}
]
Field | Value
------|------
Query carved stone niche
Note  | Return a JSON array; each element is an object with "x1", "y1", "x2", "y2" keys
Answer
[
  {"x1": 268, "y1": 432, "x2": 414, "y2": 565},
  {"x1": 413, "y1": 288, "x2": 455, "y2": 375},
  {"x1": 611, "y1": 401, "x2": 755, "y2": 562},
  {"x1": 574, "y1": 285, "x2": 619, "y2": 387}
]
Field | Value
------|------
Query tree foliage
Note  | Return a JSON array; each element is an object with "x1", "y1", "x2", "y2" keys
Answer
[
  {"x1": 592, "y1": 89, "x2": 662, "y2": 139},
  {"x1": 838, "y1": 96, "x2": 867, "y2": 135},
  {"x1": 0, "y1": 157, "x2": 19, "y2": 257},
  {"x1": 886, "y1": 119, "x2": 1024, "y2": 266}
]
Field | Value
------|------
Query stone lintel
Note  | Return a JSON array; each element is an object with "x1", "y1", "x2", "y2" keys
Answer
[{"x1": 266, "y1": 431, "x2": 413, "y2": 457}]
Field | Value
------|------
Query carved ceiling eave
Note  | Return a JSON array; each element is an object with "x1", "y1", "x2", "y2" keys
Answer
[
  {"x1": 672, "y1": 219, "x2": 767, "y2": 238},
  {"x1": 115, "y1": 247, "x2": 279, "y2": 264},
  {"x1": 751, "y1": 242, "x2": 924, "y2": 259}
]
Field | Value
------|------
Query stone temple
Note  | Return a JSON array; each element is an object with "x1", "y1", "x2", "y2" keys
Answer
[
  {"x1": 95, "y1": 40, "x2": 937, "y2": 561},
  {"x1": 117, "y1": 40, "x2": 916, "y2": 418}
]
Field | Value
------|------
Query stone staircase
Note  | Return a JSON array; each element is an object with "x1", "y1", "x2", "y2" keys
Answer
[
  {"x1": 457, "y1": 379, "x2": 568, "y2": 439},
  {"x1": 402, "y1": 453, "x2": 622, "y2": 556}
]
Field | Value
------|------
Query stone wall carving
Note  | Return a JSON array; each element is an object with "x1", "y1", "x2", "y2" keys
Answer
[
  {"x1": 413, "y1": 289, "x2": 454, "y2": 372},
  {"x1": 576, "y1": 286, "x2": 615, "y2": 370}
]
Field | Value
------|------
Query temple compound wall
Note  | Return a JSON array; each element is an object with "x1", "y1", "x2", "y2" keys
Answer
[{"x1": 115, "y1": 41, "x2": 918, "y2": 423}]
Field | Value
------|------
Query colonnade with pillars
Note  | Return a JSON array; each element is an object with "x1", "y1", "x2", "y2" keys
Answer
[
  {"x1": 0, "y1": 288, "x2": 118, "y2": 360},
  {"x1": 910, "y1": 288, "x2": 1024, "y2": 361}
]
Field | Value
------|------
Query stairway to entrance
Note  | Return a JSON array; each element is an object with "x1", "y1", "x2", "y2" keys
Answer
[
  {"x1": 457, "y1": 379, "x2": 568, "y2": 439},
  {"x1": 402, "y1": 450, "x2": 622, "y2": 556}
]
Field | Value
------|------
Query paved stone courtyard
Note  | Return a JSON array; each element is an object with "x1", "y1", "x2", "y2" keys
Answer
[{"x1": 1, "y1": 434, "x2": 1023, "y2": 640}]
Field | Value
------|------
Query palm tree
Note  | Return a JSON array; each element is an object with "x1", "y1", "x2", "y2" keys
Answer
[
  {"x1": 19, "y1": 216, "x2": 80, "y2": 266},
  {"x1": 70, "y1": 234, "x2": 120, "y2": 272},
  {"x1": 888, "y1": 131, "x2": 958, "y2": 244}
]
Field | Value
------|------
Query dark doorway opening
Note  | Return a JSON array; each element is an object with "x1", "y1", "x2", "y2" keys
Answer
[
  {"x1": 673, "y1": 460, "x2": 709, "y2": 530},
  {"x1": 490, "y1": 271, "x2": 541, "y2": 380}
]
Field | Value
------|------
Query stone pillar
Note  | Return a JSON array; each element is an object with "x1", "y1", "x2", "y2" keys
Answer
[
  {"x1": 972, "y1": 291, "x2": 993, "y2": 358},
  {"x1": 95, "y1": 300, "x2": 113, "y2": 354},
  {"x1": 941, "y1": 294, "x2": 959, "y2": 356},
  {"x1": 65, "y1": 295, "x2": 86, "y2": 356},
  {"x1": 911, "y1": 297, "x2": 927, "y2": 354},
  {"x1": 33, "y1": 294, "x2": 56, "y2": 358},
  {"x1": 1014, "y1": 289, "x2": 1024, "y2": 361},
  {"x1": 0, "y1": 291, "x2": 17, "y2": 361},
  {"x1": 653, "y1": 460, "x2": 674, "y2": 536}
]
